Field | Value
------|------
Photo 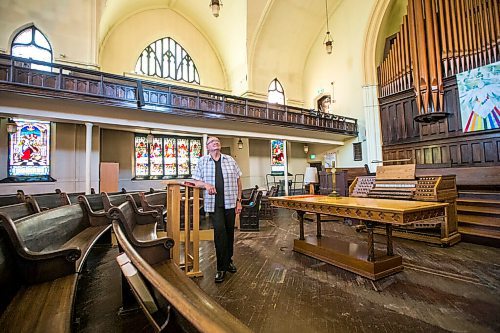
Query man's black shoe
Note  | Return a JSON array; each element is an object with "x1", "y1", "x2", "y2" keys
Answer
[
  {"x1": 228, "y1": 262, "x2": 237, "y2": 273},
  {"x1": 215, "y1": 271, "x2": 226, "y2": 283}
]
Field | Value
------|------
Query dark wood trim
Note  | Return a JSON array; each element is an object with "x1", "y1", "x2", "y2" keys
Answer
[{"x1": 0, "y1": 55, "x2": 358, "y2": 136}]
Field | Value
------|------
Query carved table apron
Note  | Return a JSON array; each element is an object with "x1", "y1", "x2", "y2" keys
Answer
[{"x1": 270, "y1": 195, "x2": 448, "y2": 280}]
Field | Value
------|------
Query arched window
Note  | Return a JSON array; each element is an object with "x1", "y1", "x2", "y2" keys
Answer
[
  {"x1": 11, "y1": 25, "x2": 52, "y2": 70},
  {"x1": 268, "y1": 78, "x2": 285, "y2": 105},
  {"x1": 135, "y1": 37, "x2": 200, "y2": 85}
]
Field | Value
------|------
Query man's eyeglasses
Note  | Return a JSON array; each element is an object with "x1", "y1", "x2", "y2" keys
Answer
[{"x1": 207, "y1": 139, "x2": 220, "y2": 145}]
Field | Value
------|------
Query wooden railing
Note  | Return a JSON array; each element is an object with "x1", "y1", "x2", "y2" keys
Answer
[
  {"x1": 166, "y1": 182, "x2": 203, "y2": 277},
  {"x1": 378, "y1": 0, "x2": 499, "y2": 122},
  {"x1": 0, "y1": 54, "x2": 358, "y2": 135}
]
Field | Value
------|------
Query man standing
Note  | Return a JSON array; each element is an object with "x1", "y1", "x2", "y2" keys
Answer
[{"x1": 192, "y1": 136, "x2": 242, "y2": 283}]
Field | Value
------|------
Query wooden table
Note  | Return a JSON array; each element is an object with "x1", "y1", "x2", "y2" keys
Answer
[{"x1": 270, "y1": 195, "x2": 449, "y2": 280}]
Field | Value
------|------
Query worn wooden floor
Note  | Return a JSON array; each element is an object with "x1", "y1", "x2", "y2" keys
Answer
[{"x1": 76, "y1": 209, "x2": 500, "y2": 333}]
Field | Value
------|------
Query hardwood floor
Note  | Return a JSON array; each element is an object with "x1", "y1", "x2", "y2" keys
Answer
[{"x1": 76, "y1": 209, "x2": 500, "y2": 333}]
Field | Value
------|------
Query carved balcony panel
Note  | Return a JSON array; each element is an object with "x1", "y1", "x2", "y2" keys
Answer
[{"x1": 0, "y1": 55, "x2": 358, "y2": 136}]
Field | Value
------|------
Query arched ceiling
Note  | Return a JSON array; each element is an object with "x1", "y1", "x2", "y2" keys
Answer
[{"x1": 98, "y1": 0, "x2": 343, "y2": 96}]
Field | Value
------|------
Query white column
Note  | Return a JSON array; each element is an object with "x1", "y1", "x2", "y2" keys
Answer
[
  {"x1": 362, "y1": 85, "x2": 382, "y2": 172},
  {"x1": 283, "y1": 140, "x2": 288, "y2": 196},
  {"x1": 202, "y1": 134, "x2": 208, "y2": 155},
  {"x1": 85, "y1": 122, "x2": 93, "y2": 194}
]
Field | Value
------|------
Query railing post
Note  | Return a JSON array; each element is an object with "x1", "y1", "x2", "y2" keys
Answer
[
  {"x1": 9, "y1": 59, "x2": 14, "y2": 82},
  {"x1": 99, "y1": 74, "x2": 104, "y2": 96},
  {"x1": 166, "y1": 183, "x2": 181, "y2": 266}
]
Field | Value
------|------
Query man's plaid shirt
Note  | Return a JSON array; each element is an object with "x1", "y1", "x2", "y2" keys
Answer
[{"x1": 192, "y1": 154, "x2": 242, "y2": 213}]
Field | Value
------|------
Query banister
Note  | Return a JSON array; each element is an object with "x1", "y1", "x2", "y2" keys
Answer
[{"x1": 0, "y1": 54, "x2": 358, "y2": 135}]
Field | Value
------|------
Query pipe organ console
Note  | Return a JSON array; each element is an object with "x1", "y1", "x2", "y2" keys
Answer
[{"x1": 350, "y1": 165, "x2": 460, "y2": 246}]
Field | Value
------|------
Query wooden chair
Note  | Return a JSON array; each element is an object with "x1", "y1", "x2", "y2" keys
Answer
[
  {"x1": 319, "y1": 171, "x2": 334, "y2": 195},
  {"x1": 259, "y1": 185, "x2": 279, "y2": 220},
  {"x1": 291, "y1": 174, "x2": 304, "y2": 195},
  {"x1": 240, "y1": 191, "x2": 263, "y2": 231}
]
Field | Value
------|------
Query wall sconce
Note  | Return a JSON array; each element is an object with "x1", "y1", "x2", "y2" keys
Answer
[
  {"x1": 210, "y1": 0, "x2": 222, "y2": 17},
  {"x1": 6, "y1": 119, "x2": 18, "y2": 134},
  {"x1": 237, "y1": 138, "x2": 243, "y2": 149},
  {"x1": 146, "y1": 131, "x2": 154, "y2": 144},
  {"x1": 323, "y1": 0, "x2": 333, "y2": 54},
  {"x1": 303, "y1": 144, "x2": 309, "y2": 154}
]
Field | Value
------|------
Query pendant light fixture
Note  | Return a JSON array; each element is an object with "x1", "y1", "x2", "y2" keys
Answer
[
  {"x1": 146, "y1": 130, "x2": 154, "y2": 144},
  {"x1": 323, "y1": 0, "x2": 333, "y2": 54},
  {"x1": 210, "y1": 0, "x2": 222, "y2": 17}
]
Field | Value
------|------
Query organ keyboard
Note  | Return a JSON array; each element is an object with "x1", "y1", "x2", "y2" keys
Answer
[{"x1": 349, "y1": 164, "x2": 460, "y2": 246}]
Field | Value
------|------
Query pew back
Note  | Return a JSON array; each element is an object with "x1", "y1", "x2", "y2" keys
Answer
[
  {"x1": 14, "y1": 204, "x2": 88, "y2": 252},
  {"x1": 0, "y1": 202, "x2": 34, "y2": 221},
  {"x1": 0, "y1": 194, "x2": 21, "y2": 207},
  {"x1": 27, "y1": 193, "x2": 70, "y2": 212}
]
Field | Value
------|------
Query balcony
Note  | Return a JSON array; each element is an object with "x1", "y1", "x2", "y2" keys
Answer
[{"x1": 0, "y1": 55, "x2": 357, "y2": 136}]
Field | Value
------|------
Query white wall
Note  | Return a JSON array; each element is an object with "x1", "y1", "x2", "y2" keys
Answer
[
  {"x1": 99, "y1": 8, "x2": 226, "y2": 90},
  {"x1": 0, "y1": 120, "x2": 100, "y2": 195},
  {"x1": 0, "y1": 0, "x2": 96, "y2": 66}
]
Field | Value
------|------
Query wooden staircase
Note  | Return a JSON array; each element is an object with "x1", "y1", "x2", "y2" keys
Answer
[{"x1": 457, "y1": 191, "x2": 500, "y2": 246}]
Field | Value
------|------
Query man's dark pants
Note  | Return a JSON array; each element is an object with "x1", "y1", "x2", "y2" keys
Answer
[{"x1": 210, "y1": 207, "x2": 235, "y2": 271}]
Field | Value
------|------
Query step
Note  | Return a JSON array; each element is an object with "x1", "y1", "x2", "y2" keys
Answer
[
  {"x1": 458, "y1": 206, "x2": 500, "y2": 215},
  {"x1": 459, "y1": 225, "x2": 500, "y2": 240},
  {"x1": 458, "y1": 214, "x2": 500, "y2": 228},
  {"x1": 456, "y1": 198, "x2": 500, "y2": 207},
  {"x1": 458, "y1": 191, "x2": 500, "y2": 201},
  {"x1": 457, "y1": 205, "x2": 500, "y2": 215}
]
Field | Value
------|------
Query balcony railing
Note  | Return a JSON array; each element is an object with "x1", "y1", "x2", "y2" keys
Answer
[{"x1": 0, "y1": 55, "x2": 357, "y2": 135}]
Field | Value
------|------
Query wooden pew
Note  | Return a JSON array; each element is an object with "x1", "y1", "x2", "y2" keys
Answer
[
  {"x1": 0, "y1": 203, "x2": 111, "y2": 284},
  {"x1": 0, "y1": 203, "x2": 112, "y2": 332},
  {"x1": 0, "y1": 193, "x2": 22, "y2": 207},
  {"x1": 112, "y1": 215, "x2": 251, "y2": 333},
  {"x1": 101, "y1": 191, "x2": 142, "y2": 211},
  {"x1": 260, "y1": 185, "x2": 279, "y2": 220},
  {"x1": 67, "y1": 191, "x2": 86, "y2": 204},
  {"x1": 0, "y1": 228, "x2": 77, "y2": 333},
  {"x1": 0, "y1": 202, "x2": 34, "y2": 222},
  {"x1": 26, "y1": 192, "x2": 71, "y2": 213},
  {"x1": 108, "y1": 197, "x2": 166, "y2": 264},
  {"x1": 240, "y1": 191, "x2": 263, "y2": 231}
]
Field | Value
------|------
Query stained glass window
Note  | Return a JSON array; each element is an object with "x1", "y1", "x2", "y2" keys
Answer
[
  {"x1": 8, "y1": 118, "x2": 51, "y2": 178},
  {"x1": 134, "y1": 135, "x2": 202, "y2": 179},
  {"x1": 135, "y1": 136, "x2": 149, "y2": 176},
  {"x1": 190, "y1": 139, "x2": 202, "y2": 175},
  {"x1": 270, "y1": 139, "x2": 285, "y2": 176},
  {"x1": 268, "y1": 78, "x2": 285, "y2": 105},
  {"x1": 135, "y1": 37, "x2": 200, "y2": 85},
  {"x1": 150, "y1": 137, "x2": 163, "y2": 176},
  {"x1": 164, "y1": 138, "x2": 177, "y2": 176},
  {"x1": 177, "y1": 138, "x2": 190, "y2": 176},
  {"x1": 11, "y1": 25, "x2": 52, "y2": 71}
]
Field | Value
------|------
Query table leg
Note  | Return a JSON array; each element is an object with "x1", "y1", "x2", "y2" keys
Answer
[
  {"x1": 386, "y1": 224, "x2": 394, "y2": 256},
  {"x1": 365, "y1": 221, "x2": 375, "y2": 262},
  {"x1": 316, "y1": 213, "x2": 322, "y2": 237},
  {"x1": 297, "y1": 211, "x2": 305, "y2": 240}
]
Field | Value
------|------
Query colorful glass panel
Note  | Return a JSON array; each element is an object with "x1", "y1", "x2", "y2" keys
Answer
[
  {"x1": 135, "y1": 136, "x2": 149, "y2": 176},
  {"x1": 164, "y1": 138, "x2": 177, "y2": 176},
  {"x1": 457, "y1": 61, "x2": 500, "y2": 132},
  {"x1": 177, "y1": 138, "x2": 190, "y2": 176},
  {"x1": 190, "y1": 139, "x2": 202, "y2": 175},
  {"x1": 271, "y1": 139, "x2": 285, "y2": 175},
  {"x1": 9, "y1": 118, "x2": 50, "y2": 177},
  {"x1": 150, "y1": 137, "x2": 163, "y2": 176}
]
